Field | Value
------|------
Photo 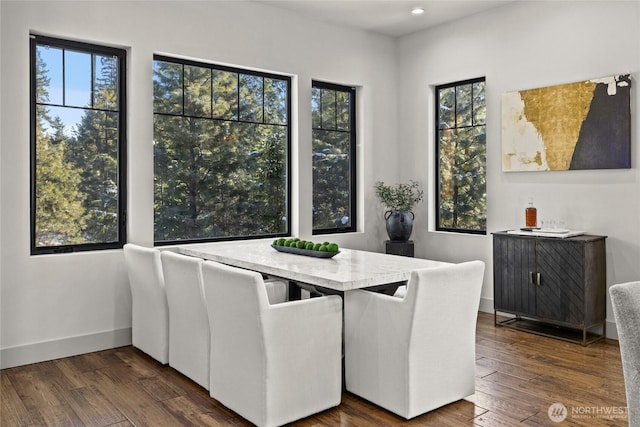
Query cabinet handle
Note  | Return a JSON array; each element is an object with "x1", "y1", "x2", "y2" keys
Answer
[{"x1": 528, "y1": 272, "x2": 541, "y2": 285}]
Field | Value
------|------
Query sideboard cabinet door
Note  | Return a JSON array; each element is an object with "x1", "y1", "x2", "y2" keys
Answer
[
  {"x1": 535, "y1": 239, "x2": 585, "y2": 325},
  {"x1": 493, "y1": 234, "x2": 536, "y2": 316}
]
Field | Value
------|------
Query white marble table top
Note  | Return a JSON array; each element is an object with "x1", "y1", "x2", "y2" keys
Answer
[{"x1": 177, "y1": 239, "x2": 452, "y2": 292}]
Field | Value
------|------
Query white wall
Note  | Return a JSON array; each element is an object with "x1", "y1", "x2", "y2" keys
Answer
[
  {"x1": 2, "y1": 0, "x2": 638, "y2": 368},
  {"x1": 0, "y1": 0, "x2": 397, "y2": 368},
  {"x1": 397, "y1": 1, "x2": 640, "y2": 329}
]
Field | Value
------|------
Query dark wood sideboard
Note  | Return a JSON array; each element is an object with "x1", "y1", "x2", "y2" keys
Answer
[{"x1": 492, "y1": 231, "x2": 607, "y2": 345}]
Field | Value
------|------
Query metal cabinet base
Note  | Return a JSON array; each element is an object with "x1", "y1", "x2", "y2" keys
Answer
[{"x1": 494, "y1": 312, "x2": 605, "y2": 346}]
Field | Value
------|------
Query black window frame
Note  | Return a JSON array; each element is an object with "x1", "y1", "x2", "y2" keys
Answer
[
  {"x1": 435, "y1": 77, "x2": 486, "y2": 235},
  {"x1": 152, "y1": 55, "x2": 292, "y2": 246},
  {"x1": 311, "y1": 80, "x2": 357, "y2": 235},
  {"x1": 30, "y1": 35, "x2": 127, "y2": 255}
]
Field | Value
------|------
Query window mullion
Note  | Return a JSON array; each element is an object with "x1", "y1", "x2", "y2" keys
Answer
[
  {"x1": 91, "y1": 53, "x2": 95, "y2": 108},
  {"x1": 261, "y1": 77, "x2": 265, "y2": 123},
  {"x1": 471, "y1": 84, "x2": 475, "y2": 126},
  {"x1": 182, "y1": 64, "x2": 185, "y2": 116},
  {"x1": 454, "y1": 87, "x2": 458, "y2": 129},
  {"x1": 210, "y1": 69, "x2": 214, "y2": 119},
  {"x1": 334, "y1": 90, "x2": 337, "y2": 131},
  {"x1": 319, "y1": 89, "x2": 323, "y2": 129},
  {"x1": 62, "y1": 49, "x2": 66, "y2": 106},
  {"x1": 236, "y1": 73, "x2": 240, "y2": 121}
]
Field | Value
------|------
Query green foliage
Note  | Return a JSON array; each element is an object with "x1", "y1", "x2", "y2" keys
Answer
[
  {"x1": 34, "y1": 114, "x2": 86, "y2": 246},
  {"x1": 437, "y1": 80, "x2": 486, "y2": 232},
  {"x1": 64, "y1": 55, "x2": 121, "y2": 243},
  {"x1": 33, "y1": 47, "x2": 122, "y2": 248},
  {"x1": 153, "y1": 60, "x2": 288, "y2": 242},
  {"x1": 374, "y1": 180, "x2": 424, "y2": 212}
]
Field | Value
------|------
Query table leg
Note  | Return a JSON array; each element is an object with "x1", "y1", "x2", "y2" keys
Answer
[{"x1": 288, "y1": 281, "x2": 301, "y2": 300}]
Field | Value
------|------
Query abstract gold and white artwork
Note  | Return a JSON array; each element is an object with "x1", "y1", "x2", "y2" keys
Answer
[{"x1": 501, "y1": 75, "x2": 631, "y2": 171}]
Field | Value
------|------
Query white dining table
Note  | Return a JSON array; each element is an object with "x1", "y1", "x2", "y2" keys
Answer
[
  {"x1": 179, "y1": 239, "x2": 453, "y2": 388},
  {"x1": 176, "y1": 239, "x2": 451, "y2": 294}
]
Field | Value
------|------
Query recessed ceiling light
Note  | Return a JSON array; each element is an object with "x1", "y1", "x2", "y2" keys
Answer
[{"x1": 411, "y1": 7, "x2": 425, "y2": 16}]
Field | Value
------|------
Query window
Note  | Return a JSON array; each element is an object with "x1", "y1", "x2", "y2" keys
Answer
[
  {"x1": 435, "y1": 77, "x2": 486, "y2": 234},
  {"x1": 311, "y1": 81, "x2": 356, "y2": 234},
  {"x1": 153, "y1": 56, "x2": 290, "y2": 244},
  {"x1": 30, "y1": 35, "x2": 127, "y2": 254}
]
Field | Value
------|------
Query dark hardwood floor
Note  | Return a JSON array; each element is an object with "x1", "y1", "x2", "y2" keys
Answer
[{"x1": 0, "y1": 312, "x2": 628, "y2": 426}]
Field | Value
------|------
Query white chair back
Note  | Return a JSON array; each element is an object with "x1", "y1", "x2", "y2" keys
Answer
[
  {"x1": 123, "y1": 244, "x2": 169, "y2": 364},
  {"x1": 161, "y1": 251, "x2": 209, "y2": 390},
  {"x1": 202, "y1": 261, "x2": 268, "y2": 421},
  {"x1": 345, "y1": 260, "x2": 485, "y2": 419},
  {"x1": 202, "y1": 260, "x2": 342, "y2": 427}
]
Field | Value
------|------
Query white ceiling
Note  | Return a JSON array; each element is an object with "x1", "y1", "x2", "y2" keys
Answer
[{"x1": 254, "y1": 0, "x2": 515, "y2": 37}]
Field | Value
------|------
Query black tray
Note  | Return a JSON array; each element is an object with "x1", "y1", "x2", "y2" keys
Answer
[{"x1": 271, "y1": 244, "x2": 340, "y2": 259}]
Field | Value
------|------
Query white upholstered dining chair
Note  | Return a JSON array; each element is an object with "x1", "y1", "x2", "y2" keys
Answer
[
  {"x1": 344, "y1": 260, "x2": 485, "y2": 419},
  {"x1": 201, "y1": 259, "x2": 343, "y2": 427},
  {"x1": 123, "y1": 244, "x2": 169, "y2": 364},
  {"x1": 161, "y1": 251, "x2": 211, "y2": 390},
  {"x1": 609, "y1": 281, "x2": 640, "y2": 427}
]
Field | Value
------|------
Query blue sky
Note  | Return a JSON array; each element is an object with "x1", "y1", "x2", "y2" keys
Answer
[{"x1": 37, "y1": 44, "x2": 115, "y2": 137}]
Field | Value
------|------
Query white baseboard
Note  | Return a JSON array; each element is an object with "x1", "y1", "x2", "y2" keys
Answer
[
  {"x1": 478, "y1": 296, "x2": 494, "y2": 314},
  {"x1": 478, "y1": 297, "x2": 619, "y2": 340},
  {"x1": 0, "y1": 328, "x2": 132, "y2": 369},
  {"x1": 0, "y1": 306, "x2": 620, "y2": 370},
  {"x1": 606, "y1": 320, "x2": 618, "y2": 340}
]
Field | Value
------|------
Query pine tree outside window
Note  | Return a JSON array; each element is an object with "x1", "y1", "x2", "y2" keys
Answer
[
  {"x1": 30, "y1": 35, "x2": 127, "y2": 254},
  {"x1": 435, "y1": 77, "x2": 486, "y2": 234},
  {"x1": 153, "y1": 56, "x2": 291, "y2": 244},
  {"x1": 311, "y1": 81, "x2": 356, "y2": 234}
]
